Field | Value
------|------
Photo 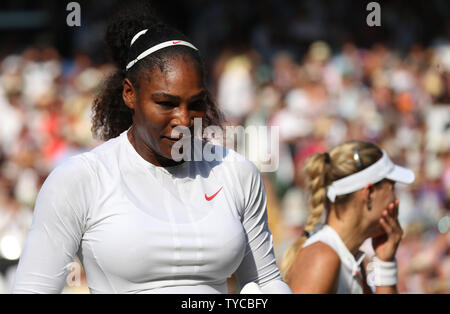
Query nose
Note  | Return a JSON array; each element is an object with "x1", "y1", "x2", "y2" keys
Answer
[{"x1": 171, "y1": 104, "x2": 193, "y2": 129}]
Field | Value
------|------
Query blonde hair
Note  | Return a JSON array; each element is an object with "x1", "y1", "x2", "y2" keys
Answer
[{"x1": 280, "y1": 141, "x2": 383, "y2": 282}]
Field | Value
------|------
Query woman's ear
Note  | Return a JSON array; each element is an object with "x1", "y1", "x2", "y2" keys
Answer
[
  {"x1": 123, "y1": 78, "x2": 136, "y2": 110},
  {"x1": 361, "y1": 183, "x2": 374, "y2": 210}
]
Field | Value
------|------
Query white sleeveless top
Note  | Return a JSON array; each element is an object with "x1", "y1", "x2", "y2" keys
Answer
[{"x1": 303, "y1": 225, "x2": 366, "y2": 294}]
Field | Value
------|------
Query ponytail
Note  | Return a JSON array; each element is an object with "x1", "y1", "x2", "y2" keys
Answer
[
  {"x1": 281, "y1": 152, "x2": 330, "y2": 281},
  {"x1": 280, "y1": 141, "x2": 383, "y2": 282}
]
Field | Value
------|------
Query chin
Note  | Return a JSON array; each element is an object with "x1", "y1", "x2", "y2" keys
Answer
[
  {"x1": 161, "y1": 145, "x2": 189, "y2": 164},
  {"x1": 162, "y1": 151, "x2": 179, "y2": 163},
  {"x1": 159, "y1": 142, "x2": 177, "y2": 158},
  {"x1": 371, "y1": 226, "x2": 386, "y2": 238},
  {"x1": 367, "y1": 222, "x2": 385, "y2": 238}
]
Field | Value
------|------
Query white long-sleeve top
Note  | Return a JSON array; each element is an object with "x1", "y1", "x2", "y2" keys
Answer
[{"x1": 12, "y1": 129, "x2": 291, "y2": 294}]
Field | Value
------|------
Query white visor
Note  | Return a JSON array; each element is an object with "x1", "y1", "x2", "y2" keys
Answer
[{"x1": 326, "y1": 150, "x2": 415, "y2": 202}]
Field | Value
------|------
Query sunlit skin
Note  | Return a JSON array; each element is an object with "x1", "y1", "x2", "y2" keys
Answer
[
  {"x1": 122, "y1": 55, "x2": 207, "y2": 167},
  {"x1": 289, "y1": 179, "x2": 402, "y2": 294}
]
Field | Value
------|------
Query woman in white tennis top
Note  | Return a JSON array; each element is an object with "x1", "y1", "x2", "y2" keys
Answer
[
  {"x1": 281, "y1": 141, "x2": 415, "y2": 294},
  {"x1": 12, "y1": 5, "x2": 291, "y2": 294}
]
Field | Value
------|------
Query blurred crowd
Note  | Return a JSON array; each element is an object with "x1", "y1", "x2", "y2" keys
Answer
[
  {"x1": 0, "y1": 3, "x2": 449, "y2": 294},
  {"x1": 0, "y1": 39, "x2": 448, "y2": 294},
  {"x1": 0, "y1": 47, "x2": 107, "y2": 293},
  {"x1": 217, "y1": 40, "x2": 450, "y2": 293},
  {"x1": 195, "y1": 0, "x2": 450, "y2": 294}
]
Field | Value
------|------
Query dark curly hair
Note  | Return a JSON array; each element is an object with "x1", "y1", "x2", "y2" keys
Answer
[{"x1": 91, "y1": 2, "x2": 224, "y2": 140}]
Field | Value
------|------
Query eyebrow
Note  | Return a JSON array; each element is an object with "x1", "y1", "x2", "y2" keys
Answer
[{"x1": 151, "y1": 90, "x2": 207, "y2": 102}]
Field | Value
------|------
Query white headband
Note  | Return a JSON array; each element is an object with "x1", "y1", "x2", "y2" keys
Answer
[
  {"x1": 126, "y1": 33, "x2": 199, "y2": 71},
  {"x1": 326, "y1": 150, "x2": 415, "y2": 202},
  {"x1": 130, "y1": 29, "x2": 148, "y2": 46}
]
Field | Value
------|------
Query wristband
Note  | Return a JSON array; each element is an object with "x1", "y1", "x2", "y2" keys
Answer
[{"x1": 372, "y1": 256, "x2": 398, "y2": 286}]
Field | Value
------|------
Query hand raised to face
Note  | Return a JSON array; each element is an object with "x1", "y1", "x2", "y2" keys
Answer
[{"x1": 372, "y1": 199, "x2": 403, "y2": 262}]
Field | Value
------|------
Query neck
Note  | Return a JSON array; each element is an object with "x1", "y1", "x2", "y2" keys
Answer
[{"x1": 327, "y1": 205, "x2": 368, "y2": 257}]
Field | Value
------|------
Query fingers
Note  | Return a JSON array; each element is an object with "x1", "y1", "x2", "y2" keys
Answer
[
  {"x1": 387, "y1": 199, "x2": 400, "y2": 218},
  {"x1": 394, "y1": 199, "x2": 399, "y2": 217},
  {"x1": 383, "y1": 210, "x2": 396, "y2": 227},
  {"x1": 379, "y1": 216, "x2": 393, "y2": 234},
  {"x1": 387, "y1": 203, "x2": 395, "y2": 217},
  {"x1": 375, "y1": 200, "x2": 403, "y2": 262},
  {"x1": 380, "y1": 208, "x2": 403, "y2": 240}
]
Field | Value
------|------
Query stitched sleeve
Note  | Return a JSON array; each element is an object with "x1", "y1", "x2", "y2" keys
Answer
[
  {"x1": 234, "y1": 160, "x2": 291, "y2": 294},
  {"x1": 12, "y1": 155, "x2": 95, "y2": 293}
]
